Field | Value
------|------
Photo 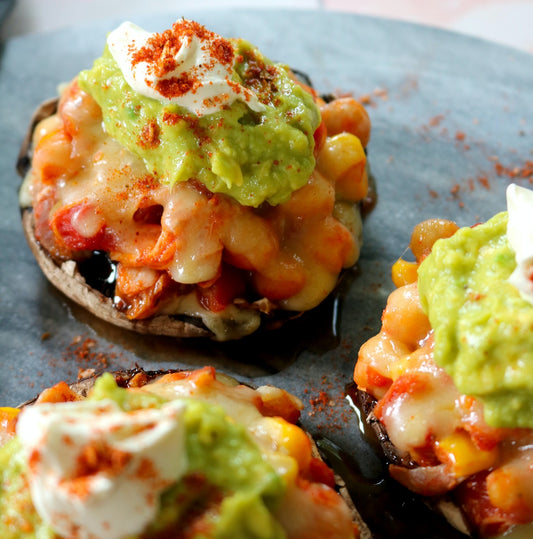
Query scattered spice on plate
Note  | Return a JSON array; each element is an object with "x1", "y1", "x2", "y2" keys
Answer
[
  {"x1": 493, "y1": 158, "x2": 533, "y2": 182},
  {"x1": 305, "y1": 342, "x2": 355, "y2": 433},
  {"x1": 358, "y1": 86, "x2": 389, "y2": 107},
  {"x1": 39, "y1": 333, "x2": 134, "y2": 383}
]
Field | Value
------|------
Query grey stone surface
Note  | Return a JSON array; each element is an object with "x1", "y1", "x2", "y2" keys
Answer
[{"x1": 0, "y1": 9, "x2": 532, "y2": 537}]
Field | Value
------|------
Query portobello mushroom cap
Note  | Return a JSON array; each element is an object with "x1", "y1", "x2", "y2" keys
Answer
[
  {"x1": 17, "y1": 99, "x2": 303, "y2": 341},
  {"x1": 18, "y1": 367, "x2": 371, "y2": 538},
  {"x1": 354, "y1": 387, "x2": 473, "y2": 537}
]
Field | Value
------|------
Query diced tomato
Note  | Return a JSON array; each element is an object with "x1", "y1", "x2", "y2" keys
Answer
[
  {"x1": 373, "y1": 372, "x2": 431, "y2": 422},
  {"x1": 365, "y1": 365, "x2": 392, "y2": 391},
  {"x1": 50, "y1": 202, "x2": 109, "y2": 251},
  {"x1": 313, "y1": 120, "x2": 327, "y2": 158},
  {"x1": 305, "y1": 457, "x2": 336, "y2": 489},
  {"x1": 197, "y1": 264, "x2": 247, "y2": 313}
]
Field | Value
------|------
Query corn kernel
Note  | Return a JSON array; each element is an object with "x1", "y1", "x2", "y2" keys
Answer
[
  {"x1": 262, "y1": 417, "x2": 312, "y2": 473},
  {"x1": 0, "y1": 407, "x2": 20, "y2": 420},
  {"x1": 391, "y1": 258, "x2": 419, "y2": 288},
  {"x1": 0, "y1": 407, "x2": 20, "y2": 430},
  {"x1": 436, "y1": 430, "x2": 498, "y2": 478},
  {"x1": 266, "y1": 453, "x2": 299, "y2": 485},
  {"x1": 317, "y1": 132, "x2": 366, "y2": 185},
  {"x1": 0, "y1": 407, "x2": 20, "y2": 445}
]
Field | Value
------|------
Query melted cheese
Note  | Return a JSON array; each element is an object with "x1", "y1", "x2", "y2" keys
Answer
[
  {"x1": 138, "y1": 371, "x2": 356, "y2": 539},
  {"x1": 4, "y1": 369, "x2": 357, "y2": 539},
  {"x1": 356, "y1": 280, "x2": 533, "y2": 533},
  {"x1": 25, "y1": 79, "x2": 364, "y2": 337}
]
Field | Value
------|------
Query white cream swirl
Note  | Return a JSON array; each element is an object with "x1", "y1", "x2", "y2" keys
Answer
[
  {"x1": 16, "y1": 398, "x2": 187, "y2": 539},
  {"x1": 107, "y1": 19, "x2": 266, "y2": 116},
  {"x1": 507, "y1": 183, "x2": 533, "y2": 305}
]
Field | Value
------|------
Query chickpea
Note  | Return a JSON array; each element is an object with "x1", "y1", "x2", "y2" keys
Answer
[
  {"x1": 382, "y1": 283, "x2": 432, "y2": 349},
  {"x1": 410, "y1": 219, "x2": 459, "y2": 262},
  {"x1": 321, "y1": 97, "x2": 371, "y2": 148}
]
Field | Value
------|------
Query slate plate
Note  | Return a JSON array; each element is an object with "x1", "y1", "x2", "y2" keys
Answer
[
  {"x1": 0, "y1": 0, "x2": 14, "y2": 29},
  {"x1": 1, "y1": 9, "x2": 532, "y2": 538}
]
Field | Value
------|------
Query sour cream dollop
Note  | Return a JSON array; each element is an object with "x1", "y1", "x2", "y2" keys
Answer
[
  {"x1": 16, "y1": 398, "x2": 187, "y2": 539},
  {"x1": 507, "y1": 183, "x2": 533, "y2": 305},
  {"x1": 107, "y1": 19, "x2": 266, "y2": 116}
]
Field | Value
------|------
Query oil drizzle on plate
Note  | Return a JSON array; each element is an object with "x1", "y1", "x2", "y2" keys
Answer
[{"x1": 315, "y1": 383, "x2": 470, "y2": 539}]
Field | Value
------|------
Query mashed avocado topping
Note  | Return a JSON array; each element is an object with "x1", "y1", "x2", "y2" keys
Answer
[
  {"x1": 0, "y1": 374, "x2": 286, "y2": 538},
  {"x1": 78, "y1": 20, "x2": 321, "y2": 207},
  {"x1": 418, "y1": 211, "x2": 533, "y2": 429}
]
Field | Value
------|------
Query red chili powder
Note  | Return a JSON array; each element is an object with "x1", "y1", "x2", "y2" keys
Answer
[
  {"x1": 156, "y1": 74, "x2": 196, "y2": 100},
  {"x1": 494, "y1": 159, "x2": 533, "y2": 182},
  {"x1": 130, "y1": 19, "x2": 235, "y2": 100},
  {"x1": 429, "y1": 114, "x2": 445, "y2": 127},
  {"x1": 138, "y1": 120, "x2": 161, "y2": 149},
  {"x1": 305, "y1": 342, "x2": 354, "y2": 433},
  {"x1": 42, "y1": 334, "x2": 127, "y2": 382}
]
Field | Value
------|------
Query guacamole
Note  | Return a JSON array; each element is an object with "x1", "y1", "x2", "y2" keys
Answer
[
  {"x1": 0, "y1": 374, "x2": 286, "y2": 538},
  {"x1": 418, "y1": 212, "x2": 533, "y2": 429},
  {"x1": 78, "y1": 38, "x2": 320, "y2": 208}
]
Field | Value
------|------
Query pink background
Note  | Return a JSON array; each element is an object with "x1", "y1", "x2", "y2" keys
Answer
[
  {"x1": 2, "y1": 0, "x2": 533, "y2": 54},
  {"x1": 327, "y1": 0, "x2": 533, "y2": 53}
]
